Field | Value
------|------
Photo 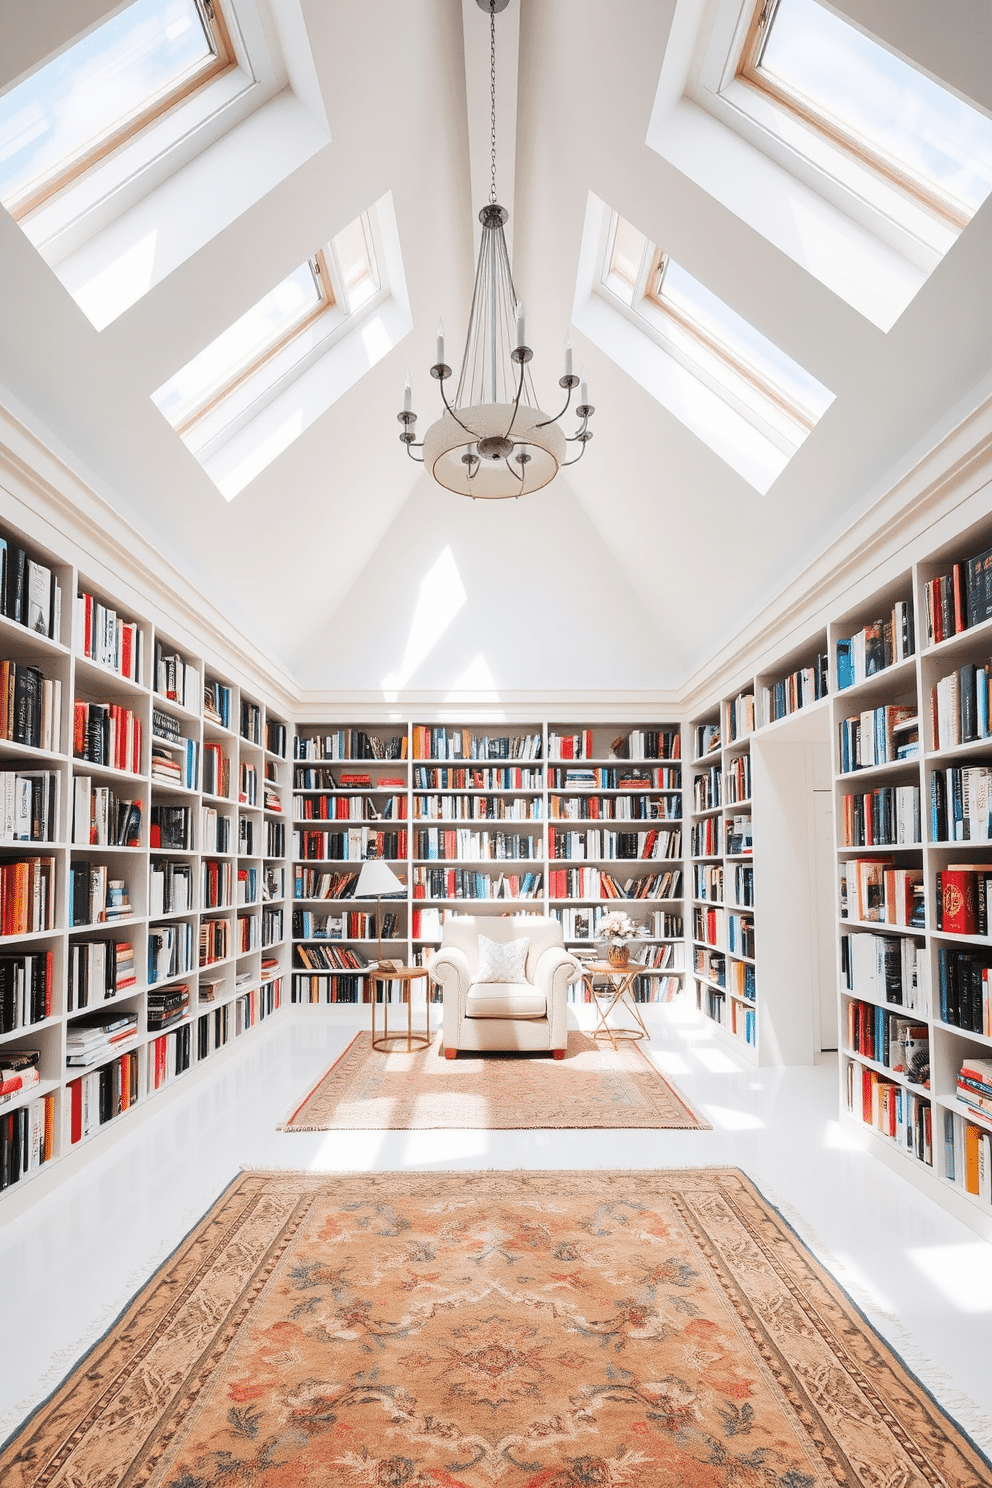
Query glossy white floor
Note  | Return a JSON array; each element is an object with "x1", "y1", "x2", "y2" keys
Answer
[{"x1": 2, "y1": 999, "x2": 992, "y2": 1459}]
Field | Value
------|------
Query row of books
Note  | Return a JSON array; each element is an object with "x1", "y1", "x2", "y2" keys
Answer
[
  {"x1": 293, "y1": 766, "x2": 405, "y2": 791},
  {"x1": 293, "y1": 867, "x2": 358, "y2": 901},
  {"x1": 725, "y1": 754, "x2": 751, "y2": 803},
  {"x1": 695, "y1": 723, "x2": 720, "y2": 758},
  {"x1": 726, "y1": 692, "x2": 755, "y2": 743},
  {"x1": 548, "y1": 792, "x2": 677, "y2": 821},
  {"x1": 840, "y1": 785, "x2": 921, "y2": 847},
  {"x1": 845, "y1": 999, "x2": 929, "y2": 1081},
  {"x1": 0, "y1": 951, "x2": 53, "y2": 1033},
  {"x1": 149, "y1": 860, "x2": 192, "y2": 916},
  {"x1": 727, "y1": 911, "x2": 755, "y2": 958},
  {"x1": 840, "y1": 932, "x2": 929, "y2": 1012},
  {"x1": 838, "y1": 705, "x2": 918, "y2": 773},
  {"x1": 734, "y1": 864, "x2": 754, "y2": 906},
  {"x1": 148, "y1": 922, "x2": 195, "y2": 984},
  {"x1": 148, "y1": 1023, "x2": 192, "y2": 1090},
  {"x1": 0, "y1": 769, "x2": 60, "y2": 843},
  {"x1": 693, "y1": 863, "x2": 723, "y2": 902},
  {"x1": 1, "y1": 1047, "x2": 40, "y2": 1106},
  {"x1": 73, "y1": 700, "x2": 142, "y2": 775},
  {"x1": 550, "y1": 828, "x2": 680, "y2": 861},
  {"x1": 200, "y1": 917, "x2": 230, "y2": 967},
  {"x1": 0, "y1": 856, "x2": 56, "y2": 935},
  {"x1": 764, "y1": 654, "x2": 828, "y2": 722},
  {"x1": 237, "y1": 914, "x2": 259, "y2": 953},
  {"x1": 147, "y1": 982, "x2": 189, "y2": 1032},
  {"x1": 292, "y1": 910, "x2": 398, "y2": 941},
  {"x1": 694, "y1": 905, "x2": 723, "y2": 949},
  {"x1": 838, "y1": 858, "x2": 924, "y2": 927},
  {"x1": 730, "y1": 999, "x2": 756, "y2": 1044},
  {"x1": 68, "y1": 863, "x2": 131, "y2": 926},
  {"x1": 936, "y1": 867, "x2": 992, "y2": 936},
  {"x1": 293, "y1": 828, "x2": 407, "y2": 861},
  {"x1": 294, "y1": 793, "x2": 407, "y2": 821},
  {"x1": 261, "y1": 907, "x2": 283, "y2": 945},
  {"x1": 728, "y1": 959, "x2": 756, "y2": 1001},
  {"x1": 240, "y1": 699, "x2": 260, "y2": 746},
  {"x1": 263, "y1": 768, "x2": 282, "y2": 813},
  {"x1": 202, "y1": 741, "x2": 230, "y2": 798},
  {"x1": 296, "y1": 731, "x2": 406, "y2": 761},
  {"x1": 415, "y1": 829, "x2": 541, "y2": 861},
  {"x1": 237, "y1": 866, "x2": 257, "y2": 905},
  {"x1": 266, "y1": 720, "x2": 287, "y2": 757},
  {"x1": 68, "y1": 1050, "x2": 139, "y2": 1143},
  {"x1": 203, "y1": 679, "x2": 232, "y2": 730},
  {"x1": 413, "y1": 869, "x2": 544, "y2": 901},
  {"x1": 0, "y1": 661, "x2": 62, "y2": 752},
  {"x1": 0, "y1": 538, "x2": 61, "y2": 640},
  {"x1": 419, "y1": 729, "x2": 543, "y2": 761},
  {"x1": 937, "y1": 948, "x2": 992, "y2": 1034},
  {"x1": 692, "y1": 766, "x2": 722, "y2": 812},
  {"x1": 197, "y1": 1000, "x2": 234, "y2": 1059},
  {"x1": 153, "y1": 643, "x2": 198, "y2": 711},
  {"x1": 544, "y1": 868, "x2": 682, "y2": 901},
  {"x1": 294, "y1": 944, "x2": 370, "y2": 972},
  {"x1": 0, "y1": 1090, "x2": 55, "y2": 1191},
  {"x1": 66, "y1": 938, "x2": 136, "y2": 1010},
  {"x1": 73, "y1": 591, "x2": 141, "y2": 682},
  {"x1": 72, "y1": 781, "x2": 141, "y2": 847},
  {"x1": 956, "y1": 1055, "x2": 992, "y2": 1131},
  {"x1": 924, "y1": 543, "x2": 992, "y2": 644},
  {"x1": 200, "y1": 859, "x2": 229, "y2": 910},
  {"x1": 690, "y1": 818, "x2": 722, "y2": 857},
  {"x1": 695, "y1": 946, "x2": 725, "y2": 987},
  {"x1": 552, "y1": 907, "x2": 684, "y2": 941},
  {"x1": 930, "y1": 661, "x2": 992, "y2": 749},
  {"x1": 549, "y1": 766, "x2": 678, "y2": 791},
  {"x1": 836, "y1": 602, "x2": 915, "y2": 690},
  {"x1": 848, "y1": 1062, "x2": 932, "y2": 1165},
  {"x1": 726, "y1": 815, "x2": 753, "y2": 855},
  {"x1": 238, "y1": 761, "x2": 257, "y2": 805},
  {"x1": 954, "y1": 1116, "x2": 991, "y2": 1203},
  {"x1": 413, "y1": 794, "x2": 536, "y2": 822}
]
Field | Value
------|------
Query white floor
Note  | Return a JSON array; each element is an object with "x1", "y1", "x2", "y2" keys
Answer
[{"x1": 2, "y1": 1001, "x2": 992, "y2": 1458}]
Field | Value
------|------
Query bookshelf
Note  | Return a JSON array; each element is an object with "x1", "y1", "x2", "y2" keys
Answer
[
  {"x1": 829, "y1": 524, "x2": 992, "y2": 1239},
  {"x1": 289, "y1": 722, "x2": 685, "y2": 1008},
  {"x1": 0, "y1": 524, "x2": 290, "y2": 1213}
]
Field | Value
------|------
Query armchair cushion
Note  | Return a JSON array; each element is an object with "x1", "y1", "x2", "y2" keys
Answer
[
  {"x1": 475, "y1": 933, "x2": 530, "y2": 983},
  {"x1": 466, "y1": 983, "x2": 546, "y2": 1019}
]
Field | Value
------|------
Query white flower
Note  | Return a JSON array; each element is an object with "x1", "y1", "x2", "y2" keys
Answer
[{"x1": 597, "y1": 910, "x2": 637, "y2": 943}]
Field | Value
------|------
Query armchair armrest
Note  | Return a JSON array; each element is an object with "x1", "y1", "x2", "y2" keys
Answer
[
  {"x1": 431, "y1": 947, "x2": 472, "y2": 993},
  {"x1": 533, "y1": 945, "x2": 582, "y2": 996}
]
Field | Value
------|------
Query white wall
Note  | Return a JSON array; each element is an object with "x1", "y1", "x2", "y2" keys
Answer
[{"x1": 294, "y1": 472, "x2": 685, "y2": 699}]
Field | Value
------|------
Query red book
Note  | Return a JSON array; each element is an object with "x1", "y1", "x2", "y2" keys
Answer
[
  {"x1": 953, "y1": 563, "x2": 965, "y2": 634},
  {"x1": 121, "y1": 623, "x2": 133, "y2": 680},
  {"x1": 83, "y1": 593, "x2": 92, "y2": 658},
  {"x1": 939, "y1": 869, "x2": 978, "y2": 934},
  {"x1": 70, "y1": 1078, "x2": 82, "y2": 1144},
  {"x1": 74, "y1": 700, "x2": 87, "y2": 757}
]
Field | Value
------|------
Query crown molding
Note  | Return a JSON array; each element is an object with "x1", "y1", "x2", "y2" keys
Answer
[{"x1": 0, "y1": 402, "x2": 301, "y2": 714}]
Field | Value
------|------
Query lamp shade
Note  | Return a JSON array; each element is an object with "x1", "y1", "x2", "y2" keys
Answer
[{"x1": 354, "y1": 859, "x2": 405, "y2": 898}]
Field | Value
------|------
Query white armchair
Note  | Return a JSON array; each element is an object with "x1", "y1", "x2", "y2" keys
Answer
[{"x1": 432, "y1": 915, "x2": 581, "y2": 1059}]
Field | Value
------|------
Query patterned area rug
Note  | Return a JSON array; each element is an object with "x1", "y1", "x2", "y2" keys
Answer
[
  {"x1": 281, "y1": 1030, "x2": 707, "y2": 1130},
  {"x1": 3, "y1": 1169, "x2": 987, "y2": 1487}
]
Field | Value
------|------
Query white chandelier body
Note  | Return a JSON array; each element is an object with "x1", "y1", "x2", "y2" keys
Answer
[{"x1": 397, "y1": 2, "x2": 593, "y2": 499}]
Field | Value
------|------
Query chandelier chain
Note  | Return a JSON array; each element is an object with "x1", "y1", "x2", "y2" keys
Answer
[{"x1": 490, "y1": 0, "x2": 497, "y2": 203}]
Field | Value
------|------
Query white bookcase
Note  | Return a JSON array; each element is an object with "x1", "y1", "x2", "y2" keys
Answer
[{"x1": 0, "y1": 524, "x2": 290, "y2": 1216}]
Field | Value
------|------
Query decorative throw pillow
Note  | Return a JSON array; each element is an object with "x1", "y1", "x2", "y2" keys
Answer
[{"x1": 474, "y1": 934, "x2": 530, "y2": 984}]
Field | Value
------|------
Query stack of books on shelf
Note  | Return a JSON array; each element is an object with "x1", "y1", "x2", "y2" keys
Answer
[
  {"x1": 930, "y1": 766, "x2": 992, "y2": 843},
  {"x1": 0, "y1": 856, "x2": 56, "y2": 935},
  {"x1": 154, "y1": 643, "x2": 198, "y2": 710},
  {"x1": 846, "y1": 1000, "x2": 930, "y2": 1082},
  {"x1": 935, "y1": 866, "x2": 992, "y2": 936},
  {"x1": 937, "y1": 949, "x2": 991, "y2": 1034},
  {"x1": 840, "y1": 932, "x2": 928, "y2": 1011},
  {"x1": 147, "y1": 982, "x2": 190, "y2": 1032},
  {"x1": 72, "y1": 782, "x2": 141, "y2": 847},
  {"x1": 151, "y1": 861, "x2": 193, "y2": 915},
  {"x1": 73, "y1": 700, "x2": 142, "y2": 773},
  {"x1": 0, "y1": 951, "x2": 54, "y2": 1032},
  {"x1": 0, "y1": 1048, "x2": 40, "y2": 1104},
  {"x1": 148, "y1": 923, "x2": 194, "y2": 983},
  {"x1": 838, "y1": 859, "x2": 924, "y2": 927},
  {"x1": 298, "y1": 730, "x2": 406, "y2": 761},
  {"x1": 73, "y1": 591, "x2": 141, "y2": 680},
  {"x1": 930, "y1": 662, "x2": 992, "y2": 748},
  {"x1": 203, "y1": 679, "x2": 232, "y2": 729},
  {"x1": 66, "y1": 1009, "x2": 139, "y2": 1068},
  {"x1": 840, "y1": 786, "x2": 921, "y2": 846},
  {"x1": 764, "y1": 655, "x2": 828, "y2": 722},
  {"x1": 836, "y1": 604, "x2": 915, "y2": 688},
  {"x1": 67, "y1": 939, "x2": 136, "y2": 1008},
  {"x1": 68, "y1": 863, "x2": 132, "y2": 926},
  {"x1": 838, "y1": 705, "x2": 918, "y2": 771},
  {"x1": 847, "y1": 1061, "x2": 931, "y2": 1164}
]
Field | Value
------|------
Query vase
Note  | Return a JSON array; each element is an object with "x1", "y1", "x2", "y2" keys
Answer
[{"x1": 607, "y1": 942, "x2": 630, "y2": 968}]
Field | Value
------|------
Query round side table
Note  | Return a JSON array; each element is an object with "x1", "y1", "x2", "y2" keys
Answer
[
  {"x1": 370, "y1": 965, "x2": 432, "y2": 1052},
  {"x1": 580, "y1": 961, "x2": 649, "y2": 1050}
]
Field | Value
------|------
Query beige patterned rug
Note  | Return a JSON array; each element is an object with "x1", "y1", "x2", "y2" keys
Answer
[
  {"x1": 281, "y1": 1030, "x2": 708, "y2": 1130},
  {"x1": 3, "y1": 1168, "x2": 987, "y2": 1487}
]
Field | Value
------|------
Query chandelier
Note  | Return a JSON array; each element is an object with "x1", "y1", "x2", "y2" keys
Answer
[{"x1": 397, "y1": 0, "x2": 594, "y2": 498}]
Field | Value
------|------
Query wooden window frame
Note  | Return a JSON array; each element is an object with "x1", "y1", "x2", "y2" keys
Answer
[
  {"x1": 9, "y1": 0, "x2": 238, "y2": 222},
  {"x1": 643, "y1": 248, "x2": 815, "y2": 433},
  {"x1": 736, "y1": 0, "x2": 968, "y2": 231},
  {"x1": 175, "y1": 251, "x2": 336, "y2": 436}
]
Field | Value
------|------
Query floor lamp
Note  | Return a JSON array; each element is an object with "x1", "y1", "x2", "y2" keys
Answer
[{"x1": 354, "y1": 857, "x2": 405, "y2": 973}]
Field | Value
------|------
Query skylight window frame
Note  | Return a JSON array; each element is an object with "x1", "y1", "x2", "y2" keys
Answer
[
  {"x1": 735, "y1": 0, "x2": 970, "y2": 231},
  {"x1": 4, "y1": 0, "x2": 238, "y2": 223},
  {"x1": 173, "y1": 249, "x2": 336, "y2": 438}
]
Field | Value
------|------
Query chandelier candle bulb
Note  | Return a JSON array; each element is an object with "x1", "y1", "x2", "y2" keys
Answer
[
  {"x1": 580, "y1": 371, "x2": 588, "y2": 407},
  {"x1": 436, "y1": 322, "x2": 445, "y2": 366},
  {"x1": 564, "y1": 334, "x2": 573, "y2": 377},
  {"x1": 403, "y1": 376, "x2": 412, "y2": 413},
  {"x1": 515, "y1": 301, "x2": 526, "y2": 350}
]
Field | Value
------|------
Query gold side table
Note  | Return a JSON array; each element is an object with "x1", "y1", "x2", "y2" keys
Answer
[
  {"x1": 580, "y1": 961, "x2": 650, "y2": 1050},
  {"x1": 370, "y1": 965, "x2": 432, "y2": 1052}
]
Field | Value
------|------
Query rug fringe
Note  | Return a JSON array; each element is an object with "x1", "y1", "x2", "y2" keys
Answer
[{"x1": 760, "y1": 1181, "x2": 992, "y2": 1450}]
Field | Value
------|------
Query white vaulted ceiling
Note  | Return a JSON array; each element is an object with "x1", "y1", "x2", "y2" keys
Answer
[{"x1": 1, "y1": 0, "x2": 990, "y2": 702}]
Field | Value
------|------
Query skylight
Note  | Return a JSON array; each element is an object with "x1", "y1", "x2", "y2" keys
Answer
[
  {"x1": 740, "y1": 0, "x2": 992, "y2": 225},
  {"x1": 153, "y1": 257, "x2": 331, "y2": 433},
  {"x1": 603, "y1": 210, "x2": 832, "y2": 442},
  {"x1": 0, "y1": 0, "x2": 232, "y2": 219}
]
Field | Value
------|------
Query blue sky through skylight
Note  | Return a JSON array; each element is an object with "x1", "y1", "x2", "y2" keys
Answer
[
  {"x1": 0, "y1": 0, "x2": 213, "y2": 207},
  {"x1": 759, "y1": 0, "x2": 992, "y2": 213}
]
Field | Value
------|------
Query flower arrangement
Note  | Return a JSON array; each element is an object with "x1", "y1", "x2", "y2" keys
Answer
[{"x1": 596, "y1": 910, "x2": 637, "y2": 946}]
